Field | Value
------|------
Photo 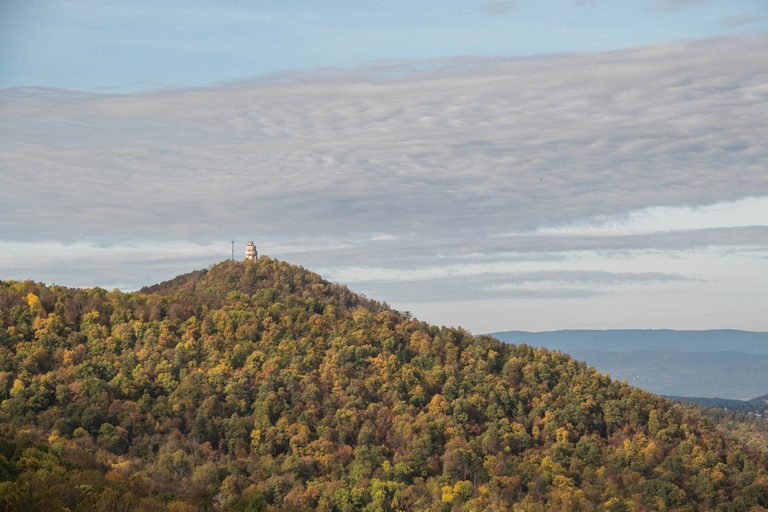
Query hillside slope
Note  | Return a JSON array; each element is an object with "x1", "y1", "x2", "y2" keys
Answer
[
  {"x1": 1, "y1": 258, "x2": 768, "y2": 511},
  {"x1": 668, "y1": 400, "x2": 768, "y2": 453}
]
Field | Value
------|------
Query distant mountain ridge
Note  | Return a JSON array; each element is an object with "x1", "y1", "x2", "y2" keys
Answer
[
  {"x1": 490, "y1": 329, "x2": 768, "y2": 400},
  {"x1": 566, "y1": 350, "x2": 768, "y2": 400},
  {"x1": 490, "y1": 329, "x2": 768, "y2": 354},
  {"x1": 664, "y1": 395, "x2": 768, "y2": 410}
]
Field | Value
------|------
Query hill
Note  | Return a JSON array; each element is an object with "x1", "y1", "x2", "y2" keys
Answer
[
  {"x1": 660, "y1": 397, "x2": 768, "y2": 453},
  {"x1": 1, "y1": 258, "x2": 768, "y2": 511},
  {"x1": 564, "y1": 350, "x2": 768, "y2": 400},
  {"x1": 490, "y1": 330, "x2": 768, "y2": 400},
  {"x1": 664, "y1": 396, "x2": 761, "y2": 412},
  {"x1": 668, "y1": 400, "x2": 768, "y2": 454},
  {"x1": 662, "y1": 396, "x2": 768, "y2": 415}
]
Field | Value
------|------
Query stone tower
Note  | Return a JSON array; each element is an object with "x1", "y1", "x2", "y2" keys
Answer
[{"x1": 245, "y1": 241, "x2": 258, "y2": 261}]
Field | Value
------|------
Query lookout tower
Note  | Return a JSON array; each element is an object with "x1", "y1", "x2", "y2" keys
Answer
[{"x1": 245, "y1": 241, "x2": 258, "y2": 261}]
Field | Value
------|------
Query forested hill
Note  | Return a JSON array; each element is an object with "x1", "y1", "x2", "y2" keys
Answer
[{"x1": 1, "y1": 259, "x2": 768, "y2": 511}]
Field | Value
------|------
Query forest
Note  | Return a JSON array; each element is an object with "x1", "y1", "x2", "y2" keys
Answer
[
  {"x1": 1, "y1": 258, "x2": 768, "y2": 511},
  {"x1": 670, "y1": 401, "x2": 768, "y2": 454}
]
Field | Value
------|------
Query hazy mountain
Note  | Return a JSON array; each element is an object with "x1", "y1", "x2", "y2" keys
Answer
[
  {"x1": 567, "y1": 350, "x2": 768, "y2": 400},
  {"x1": 490, "y1": 329, "x2": 768, "y2": 355},
  {"x1": 491, "y1": 330, "x2": 768, "y2": 400}
]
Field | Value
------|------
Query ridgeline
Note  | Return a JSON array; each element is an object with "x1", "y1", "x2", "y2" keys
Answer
[{"x1": 1, "y1": 258, "x2": 767, "y2": 511}]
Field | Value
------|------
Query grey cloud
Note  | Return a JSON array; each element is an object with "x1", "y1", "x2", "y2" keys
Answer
[
  {"x1": 571, "y1": 0, "x2": 602, "y2": 8},
  {"x1": 276, "y1": 226, "x2": 768, "y2": 275},
  {"x1": 2, "y1": 34, "x2": 767, "y2": 249},
  {"x1": 0, "y1": 246, "x2": 225, "y2": 291},
  {"x1": 717, "y1": 14, "x2": 767, "y2": 27},
  {"x1": 490, "y1": 226, "x2": 768, "y2": 255},
  {"x1": 476, "y1": 1, "x2": 516, "y2": 16},
  {"x1": 345, "y1": 270, "x2": 692, "y2": 302},
  {"x1": 651, "y1": 0, "x2": 712, "y2": 12}
]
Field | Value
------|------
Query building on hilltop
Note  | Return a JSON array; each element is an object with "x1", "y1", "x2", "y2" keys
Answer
[{"x1": 245, "y1": 241, "x2": 258, "y2": 261}]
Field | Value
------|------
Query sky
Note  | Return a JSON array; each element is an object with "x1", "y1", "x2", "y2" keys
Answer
[{"x1": 1, "y1": 0, "x2": 767, "y2": 333}]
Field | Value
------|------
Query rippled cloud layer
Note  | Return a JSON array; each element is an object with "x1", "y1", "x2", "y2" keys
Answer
[{"x1": 2, "y1": 34, "x2": 767, "y2": 331}]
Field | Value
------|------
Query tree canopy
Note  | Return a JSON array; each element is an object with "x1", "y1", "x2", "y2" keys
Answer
[{"x1": 1, "y1": 258, "x2": 767, "y2": 511}]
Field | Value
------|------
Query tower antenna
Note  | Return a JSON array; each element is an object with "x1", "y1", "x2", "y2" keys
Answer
[{"x1": 231, "y1": 240, "x2": 234, "y2": 261}]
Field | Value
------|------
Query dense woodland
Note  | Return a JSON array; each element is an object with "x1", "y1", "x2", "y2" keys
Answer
[
  {"x1": 1, "y1": 258, "x2": 768, "y2": 511},
  {"x1": 667, "y1": 396, "x2": 768, "y2": 417},
  {"x1": 671, "y1": 402, "x2": 768, "y2": 454}
]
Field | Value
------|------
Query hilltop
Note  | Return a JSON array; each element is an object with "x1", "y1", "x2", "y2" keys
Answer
[{"x1": 1, "y1": 258, "x2": 768, "y2": 511}]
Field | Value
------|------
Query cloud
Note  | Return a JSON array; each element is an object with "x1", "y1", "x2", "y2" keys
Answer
[
  {"x1": 571, "y1": 0, "x2": 602, "y2": 8},
  {"x1": 651, "y1": 0, "x2": 712, "y2": 12},
  {"x1": 717, "y1": 14, "x2": 767, "y2": 27},
  {"x1": 282, "y1": 226, "x2": 768, "y2": 276},
  {"x1": 0, "y1": 240, "x2": 226, "y2": 290},
  {"x1": 343, "y1": 269, "x2": 692, "y2": 302},
  {"x1": 476, "y1": 1, "x2": 517, "y2": 16},
  {"x1": 2, "y1": 34, "x2": 766, "y2": 250}
]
